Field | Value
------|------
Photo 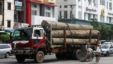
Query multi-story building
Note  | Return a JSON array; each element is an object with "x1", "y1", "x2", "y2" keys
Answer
[
  {"x1": 0, "y1": 0, "x2": 14, "y2": 29},
  {"x1": 15, "y1": 0, "x2": 56, "y2": 27},
  {"x1": 31, "y1": 0, "x2": 57, "y2": 25},
  {"x1": 57, "y1": 0, "x2": 113, "y2": 24}
]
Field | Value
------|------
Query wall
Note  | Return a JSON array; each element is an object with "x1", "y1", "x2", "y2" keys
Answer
[
  {"x1": 32, "y1": 16, "x2": 57, "y2": 25},
  {"x1": 4, "y1": 0, "x2": 14, "y2": 29}
]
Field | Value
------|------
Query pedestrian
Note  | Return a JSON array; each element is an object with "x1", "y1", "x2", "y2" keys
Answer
[{"x1": 95, "y1": 44, "x2": 101, "y2": 64}]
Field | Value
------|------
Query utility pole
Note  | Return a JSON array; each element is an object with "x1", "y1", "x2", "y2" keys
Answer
[
  {"x1": 23, "y1": 0, "x2": 26, "y2": 23},
  {"x1": 2, "y1": 0, "x2": 4, "y2": 28}
]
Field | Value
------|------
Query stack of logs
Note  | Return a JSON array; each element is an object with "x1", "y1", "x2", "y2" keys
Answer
[{"x1": 41, "y1": 20, "x2": 100, "y2": 45}]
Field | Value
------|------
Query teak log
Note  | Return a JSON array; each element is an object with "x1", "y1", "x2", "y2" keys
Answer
[
  {"x1": 51, "y1": 30, "x2": 99, "y2": 38},
  {"x1": 41, "y1": 20, "x2": 93, "y2": 30},
  {"x1": 52, "y1": 38, "x2": 98, "y2": 45}
]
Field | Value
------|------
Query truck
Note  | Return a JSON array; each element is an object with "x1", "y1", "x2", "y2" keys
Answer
[{"x1": 11, "y1": 20, "x2": 100, "y2": 63}]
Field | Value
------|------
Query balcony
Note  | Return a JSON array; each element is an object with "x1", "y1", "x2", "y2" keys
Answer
[
  {"x1": 31, "y1": 0, "x2": 56, "y2": 7},
  {"x1": 31, "y1": 0, "x2": 43, "y2": 3}
]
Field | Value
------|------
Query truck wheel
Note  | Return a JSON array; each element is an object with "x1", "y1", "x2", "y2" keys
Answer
[
  {"x1": 35, "y1": 51, "x2": 44, "y2": 63},
  {"x1": 86, "y1": 52, "x2": 94, "y2": 62},
  {"x1": 76, "y1": 49, "x2": 87, "y2": 62},
  {"x1": 16, "y1": 55, "x2": 25, "y2": 63}
]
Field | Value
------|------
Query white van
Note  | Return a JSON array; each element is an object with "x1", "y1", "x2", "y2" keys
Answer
[{"x1": 101, "y1": 42, "x2": 113, "y2": 56}]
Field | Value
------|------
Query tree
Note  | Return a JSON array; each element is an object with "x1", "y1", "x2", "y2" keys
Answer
[
  {"x1": 0, "y1": 32, "x2": 10, "y2": 43},
  {"x1": 91, "y1": 19, "x2": 113, "y2": 40}
]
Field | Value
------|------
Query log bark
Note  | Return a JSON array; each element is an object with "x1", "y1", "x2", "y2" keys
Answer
[
  {"x1": 51, "y1": 30, "x2": 99, "y2": 38},
  {"x1": 41, "y1": 20, "x2": 93, "y2": 30},
  {"x1": 52, "y1": 38, "x2": 98, "y2": 45}
]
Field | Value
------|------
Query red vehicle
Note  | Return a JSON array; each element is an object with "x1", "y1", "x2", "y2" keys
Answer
[
  {"x1": 11, "y1": 22, "x2": 100, "y2": 63},
  {"x1": 11, "y1": 26, "x2": 47, "y2": 63}
]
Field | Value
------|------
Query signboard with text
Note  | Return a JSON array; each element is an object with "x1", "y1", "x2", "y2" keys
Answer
[
  {"x1": 15, "y1": 1, "x2": 22, "y2": 11},
  {"x1": 15, "y1": 1, "x2": 22, "y2": 6}
]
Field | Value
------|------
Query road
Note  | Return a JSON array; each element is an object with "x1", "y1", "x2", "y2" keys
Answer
[{"x1": 0, "y1": 54, "x2": 113, "y2": 64}]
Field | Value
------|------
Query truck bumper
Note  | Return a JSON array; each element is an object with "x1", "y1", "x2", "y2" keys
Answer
[{"x1": 12, "y1": 48, "x2": 35, "y2": 55}]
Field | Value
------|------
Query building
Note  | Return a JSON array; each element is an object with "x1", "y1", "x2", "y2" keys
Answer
[
  {"x1": 0, "y1": 0, "x2": 14, "y2": 29},
  {"x1": 57, "y1": 0, "x2": 113, "y2": 24},
  {"x1": 15, "y1": 0, "x2": 56, "y2": 27},
  {"x1": 31, "y1": 0, "x2": 57, "y2": 25}
]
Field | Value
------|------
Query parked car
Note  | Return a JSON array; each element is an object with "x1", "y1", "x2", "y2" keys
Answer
[
  {"x1": 0, "y1": 44, "x2": 12, "y2": 58},
  {"x1": 101, "y1": 42, "x2": 113, "y2": 56}
]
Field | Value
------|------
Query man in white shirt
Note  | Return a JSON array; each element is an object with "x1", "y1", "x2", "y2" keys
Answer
[{"x1": 95, "y1": 44, "x2": 101, "y2": 64}]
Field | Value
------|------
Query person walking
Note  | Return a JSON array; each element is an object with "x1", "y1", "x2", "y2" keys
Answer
[{"x1": 95, "y1": 44, "x2": 101, "y2": 64}]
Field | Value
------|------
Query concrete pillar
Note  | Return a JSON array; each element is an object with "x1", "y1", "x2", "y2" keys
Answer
[{"x1": 26, "y1": 0, "x2": 31, "y2": 25}]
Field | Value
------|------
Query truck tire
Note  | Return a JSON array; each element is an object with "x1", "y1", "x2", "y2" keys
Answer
[
  {"x1": 86, "y1": 52, "x2": 94, "y2": 62},
  {"x1": 35, "y1": 51, "x2": 44, "y2": 63},
  {"x1": 16, "y1": 55, "x2": 25, "y2": 63},
  {"x1": 76, "y1": 49, "x2": 88, "y2": 62}
]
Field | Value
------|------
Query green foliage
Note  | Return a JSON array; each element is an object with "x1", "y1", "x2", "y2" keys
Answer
[
  {"x1": 0, "y1": 33, "x2": 10, "y2": 43},
  {"x1": 91, "y1": 19, "x2": 113, "y2": 40}
]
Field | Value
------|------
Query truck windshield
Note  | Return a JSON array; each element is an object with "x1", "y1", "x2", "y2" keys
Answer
[{"x1": 12, "y1": 28, "x2": 32, "y2": 40}]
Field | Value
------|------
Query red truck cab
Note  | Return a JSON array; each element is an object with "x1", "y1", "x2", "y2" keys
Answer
[{"x1": 11, "y1": 26, "x2": 46, "y2": 63}]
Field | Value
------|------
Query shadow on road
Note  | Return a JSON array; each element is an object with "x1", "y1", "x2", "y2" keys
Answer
[{"x1": 0, "y1": 58, "x2": 77, "y2": 64}]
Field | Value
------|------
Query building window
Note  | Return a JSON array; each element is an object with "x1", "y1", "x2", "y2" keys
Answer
[
  {"x1": 64, "y1": 5, "x2": 68, "y2": 8},
  {"x1": 47, "y1": 7, "x2": 51, "y2": 10},
  {"x1": 109, "y1": 2, "x2": 112, "y2": 10},
  {"x1": 40, "y1": 5, "x2": 45, "y2": 16},
  {"x1": 70, "y1": 10, "x2": 72, "y2": 18},
  {"x1": 46, "y1": 12, "x2": 51, "y2": 17},
  {"x1": 108, "y1": 17, "x2": 112, "y2": 23},
  {"x1": 93, "y1": 14, "x2": 97, "y2": 19},
  {"x1": 84, "y1": 13, "x2": 88, "y2": 20},
  {"x1": 64, "y1": 11, "x2": 67, "y2": 18},
  {"x1": 78, "y1": 0, "x2": 81, "y2": 2},
  {"x1": 32, "y1": 4, "x2": 37, "y2": 8},
  {"x1": 93, "y1": 0, "x2": 97, "y2": 6},
  {"x1": 88, "y1": 0, "x2": 92, "y2": 5},
  {"x1": 78, "y1": 11, "x2": 82, "y2": 19},
  {"x1": 7, "y1": 20, "x2": 11, "y2": 27},
  {"x1": 100, "y1": 16, "x2": 105, "y2": 22},
  {"x1": 60, "y1": 5, "x2": 62, "y2": 8},
  {"x1": 64, "y1": 0, "x2": 67, "y2": 2},
  {"x1": 0, "y1": 2, "x2": 3, "y2": 14},
  {"x1": 32, "y1": 10, "x2": 37, "y2": 15},
  {"x1": 107, "y1": 2, "x2": 109, "y2": 9},
  {"x1": 100, "y1": 0, "x2": 105, "y2": 5},
  {"x1": 8, "y1": 2, "x2": 11, "y2": 10},
  {"x1": 59, "y1": 11, "x2": 62, "y2": 19},
  {"x1": 88, "y1": 13, "x2": 91, "y2": 20}
]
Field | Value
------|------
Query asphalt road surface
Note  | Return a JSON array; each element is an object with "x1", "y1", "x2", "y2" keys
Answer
[{"x1": 0, "y1": 54, "x2": 113, "y2": 64}]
